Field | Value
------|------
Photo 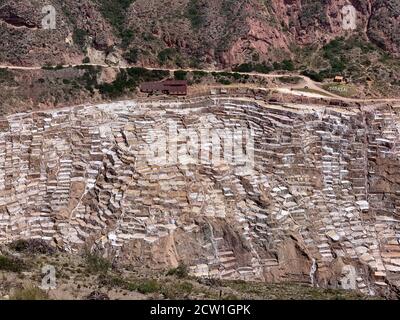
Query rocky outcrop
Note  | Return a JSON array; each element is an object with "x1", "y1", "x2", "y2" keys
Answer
[
  {"x1": 0, "y1": 0, "x2": 115, "y2": 66},
  {"x1": 0, "y1": 0, "x2": 398, "y2": 67}
]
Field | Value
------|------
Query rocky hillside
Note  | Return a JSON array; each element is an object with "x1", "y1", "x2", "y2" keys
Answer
[
  {"x1": 0, "y1": 241, "x2": 376, "y2": 300},
  {"x1": 0, "y1": 0, "x2": 399, "y2": 103},
  {"x1": 0, "y1": 0, "x2": 399, "y2": 67}
]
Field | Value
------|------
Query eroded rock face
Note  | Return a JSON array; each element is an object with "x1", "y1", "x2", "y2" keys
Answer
[
  {"x1": 0, "y1": 0, "x2": 115, "y2": 66},
  {"x1": 0, "y1": 98, "x2": 400, "y2": 297},
  {"x1": 0, "y1": 0, "x2": 398, "y2": 67}
]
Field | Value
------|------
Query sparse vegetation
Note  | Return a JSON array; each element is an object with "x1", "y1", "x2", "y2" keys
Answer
[
  {"x1": 299, "y1": 35, "x2": 400, "y2": 93},
  {"x1": 301, "y1": 69, "x2": 324, "y2": 82},
  {"x1": 233, "y1": 62, "x2": 272, "y2": 73},
  {"x1": 96, "y1": 0, "x2": 134, "y2": 34},
  {"x1": 99, "y1": 274, "x2": 161, "y2": 294},
  {"x1": 226, "y1": 280, "x2": 377, "y2": 300},
  {"x1": 0, "y1": 245, "x2": 377, "y2": 300},
  {"x1": 0, "y1": 255, "x2": 25, "y2": 273},
  {"x1": 186, "y1": 0, "x2": 205, "y2": 29},
  {"x1": 192, "y1": 70, "x2": 208, "y2": 83},
  {"x1": 233, "y1": 60, "x2": 294, "y2": 73},
  {"x1": 160, "y1": 281, "x2": 194, "y2": 299},
  {"x1": 299, "y1": 0, "x2": 329, "y2": 29},
  {"x1": 0, "y1": 68, "x2": 14, "y2": 84},
  {"x1": 11, "y1": 286, "x2": 49, "y2": 300},
  {"x1": 158, "y1": 48, "x2": 178, "y2": 65},
  {"x1": 75, "y1": 65, "x2": 101, "y2": 93},
  {"x1": 10, "y1": 239, "x2": 55, "y2": 255},
  {"x1": 0, "y1": 68, "x2": 11, "y2": 78},
  {"x1": 278, "y1": 76, "x2": 302, "y2": 84},
  {"x1": 84, "y1": 252, "x2": 111, "y2": 274},
  {"x1": 211, "y1": 71, "x2": 249, "y2": 85},
  {"x1": 73, "y1": 28, "x2": 88, "y2": 49},
  {"x1": 123, "y1": 48, "x2": 139, "y2": 64},
  {"x1": 98, "y1": 67, "x2": 169, "y2": 98},
  {"x1": 167, "y1": 263, "x2": 189, "y2": 278},
  {"x1": 174, "y1": 70, "x2": 187, "y2": 81},
  {"x1": 99, "y1": 273, "x2": 196, "y2": 299}
]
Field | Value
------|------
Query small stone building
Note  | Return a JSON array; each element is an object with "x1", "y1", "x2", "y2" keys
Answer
[{"x1": 140, "y1": 80, "x2": 188, "y2": 96}]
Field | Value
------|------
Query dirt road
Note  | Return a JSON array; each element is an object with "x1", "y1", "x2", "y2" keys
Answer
[{"x1": 0, "y1": 63, "x2": 399, "y2": 103}]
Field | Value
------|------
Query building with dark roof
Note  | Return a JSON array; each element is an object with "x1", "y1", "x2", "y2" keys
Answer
[{"x1": 140, "y1": 80, "x2": 188, "y2": 96}]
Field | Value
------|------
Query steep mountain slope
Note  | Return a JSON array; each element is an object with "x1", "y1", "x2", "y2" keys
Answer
[
  {"x1": 1, "y1": 0, "x2": 400, "y2": 301},
  {"x1": 0, "y1": 0, "x2": 398, "y2": 67}
]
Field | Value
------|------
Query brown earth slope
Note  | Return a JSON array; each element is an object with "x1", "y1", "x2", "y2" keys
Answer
[{"x1": 0, "y1": 0, "x2": 398, "y2": 67}]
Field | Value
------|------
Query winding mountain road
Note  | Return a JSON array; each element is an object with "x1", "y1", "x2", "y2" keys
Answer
[{"x1": 0, "y1": 63, "x2": 399, "y2": 103}]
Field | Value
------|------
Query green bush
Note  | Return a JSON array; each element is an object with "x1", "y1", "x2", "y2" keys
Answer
[
  {"x1": 136, "y1": 279, "x2": 161, "y2": 294},
  {"x1": 0, "y1": 68, "x2": 13, "y2": 83},
  {"x1": 97, "y1": 0, "x2": 134, "y2": 35},
  {"x1": 322, "y1": 37, "x2": 358, "y2": 74},
  {"x1": 174, "y1": 70, "x2": 187, "y2": 80},
  {"x1": 233, "y1": 62, "x2": 273, "y2": 74},
  {"x1": 217, "y1": 78, "x2": 232, "y2": 85},
  {"x1": 167, "y1": 263, "x2": 189, "y2": 279},
  {"x1": 271, "y1": 60, "x2": 294, "y2": 71},
  {"x1": 84, "y1": 252, "x2": 111, "y2": 274},
  {"x1": 123, "y1": 48, "x2": 139, "y2": 64},
  {"x1": 192, "y1": 70, "x2": 207, "y2": 83},
  {"x1": 279, "y1": 76, "x2": 301, "y2": 84},
  {"x1": 121, "y1": 29, "x2": 134, "y2": 48},
  {"x1": 281, "y1": 59, "x2": 295, "y2": 71},
  {"x1": 177, "y1": 281, "x2": 193, "y2": 293},
  {"x1": 233, "y1": 63, "x2": 253, "y2": 73},
  {"x1": 301, "y1": 69, "x2": 325, "y2": 82},
  {"x1": 76, "y1": 65, "x2": 100, "y2": 93},
  {"x1": 10, "y1": 239, "x2": 55, "y2": 255},
  {"x1": 73, "y1": 28, "x2": 88, "y2": 48},
  {"x1": 11, "y1": 286, "x2": 49, "y2": 300},
  {"x1": 98, "y1": 68, "x2": 169, "y2": 98},
  {"x1": 0, "y1": 255, "x2": 25, "y2": 272}
]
